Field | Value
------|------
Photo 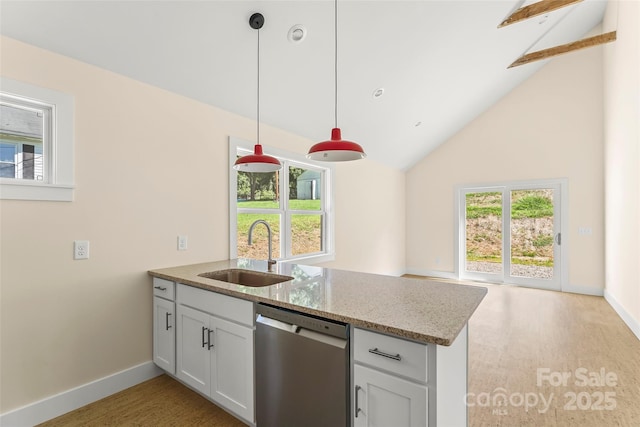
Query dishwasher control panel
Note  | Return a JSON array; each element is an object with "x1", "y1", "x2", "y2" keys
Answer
[{"x1": 256, "y1": 303, "x2": 348, "y2": 339}]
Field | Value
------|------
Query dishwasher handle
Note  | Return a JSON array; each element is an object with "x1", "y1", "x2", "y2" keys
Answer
[
  {"x1": 256, "y1": 303, "x2": 349, "y2": 339},
  {"x1": 256, "y1": 314, "x2": 299, "y2": 334},
  {"x1": 257, "y1": 314, "x2": 348, "y2": 349}
]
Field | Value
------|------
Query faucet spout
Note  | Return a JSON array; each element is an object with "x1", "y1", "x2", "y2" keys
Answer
[{"x1": 248, "y1": 219, "x2": 276, "y2": 272}]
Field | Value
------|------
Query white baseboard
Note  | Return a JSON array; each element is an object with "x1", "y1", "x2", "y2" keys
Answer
[
  {"x1": 0, "y1": 361, "x2": 162, "y2": 427},
  {"x1": 604, "y1": 289, "x2": 640, "y2": 341},
  {"x1": 562, "y1": 283, "x2": 604, "y2": 296}
]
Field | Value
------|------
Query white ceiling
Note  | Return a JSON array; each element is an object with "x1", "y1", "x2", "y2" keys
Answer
[{"x1": 0, "y1": 0, "x2": 607, "y2": 170}]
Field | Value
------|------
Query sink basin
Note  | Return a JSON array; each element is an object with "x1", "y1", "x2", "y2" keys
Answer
[{"x1": 198, "y1": 269, "x2": 294, "y2": 287}]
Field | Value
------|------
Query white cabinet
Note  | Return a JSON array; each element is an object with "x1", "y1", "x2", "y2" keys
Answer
[
  {"x1": 209, "y1": 315, "x2": 254, "y2": 418},
  {"x1": 176, "y1": 304, "x2": 210, "y2": 394},
  {"x1": 353, "y1": 328, "x2": 429, "y2": 427},
  {"x1": 354, "y1": 364, "x2": 428, "y2": 427},
  {"x1": 153, "y1": 296, "x2": 176, "y2": 373},
  {"x1": 176, "y1": 284, "x2": 255, "y2": 424},
  {"x1": 152, "y1": 278, "x2": 175, "y2": 374}
]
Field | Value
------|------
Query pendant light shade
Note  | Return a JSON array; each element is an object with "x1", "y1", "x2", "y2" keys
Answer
[
  {"x1": 233, "y1": 13, "x2": 282, "y2": 173},
  {"x1": 307, "y1": 128, "x2": 366, "y2": 161},
  {"x1": 234, "y1": 144, "x2": 282, "y2": 172},
  {"x1": 307, "y1": 0, "x2": 365, "y2": 162}
]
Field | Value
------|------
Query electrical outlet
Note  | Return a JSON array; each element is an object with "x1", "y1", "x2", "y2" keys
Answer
[
  {"x1": 74, "y1": 240, "x2": 90, "y2": 260},
  {"x1": 177, "y1": 235, "x2": 188, "y2": 251}
]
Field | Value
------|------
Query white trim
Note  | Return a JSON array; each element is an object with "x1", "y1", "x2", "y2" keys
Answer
[
  {"x1": 604, "y1": 290, "x2": 640, "y2": 341},
  {"x1": 0, "y1": 361, "x2": 162, "y2": 427},
  {"x1": 0, "y1": 77, "x2": 74, "y2": 201},
  {"x1": 0, "y1": 181, "x2": 73, "y2": 201},
  {"x1": 455, "y1": 179, "x2": 568, "y2": 292}
]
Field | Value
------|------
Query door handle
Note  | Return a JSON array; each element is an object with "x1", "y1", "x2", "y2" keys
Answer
[
  {"x1": 207, "y1": 329, "x2": 214, "y2": 350},
  {"x1": 355, "y1": 385, "x2": 362, "y2": 418},
  {"x1": 201, "y1": 326, "x2": 208, "y2": 348},
  {"x1": 165, "y1": 312, "x2": 172, "y2": 330},
  {"x1": 555, "y1": 232, "x2": 562, "y2": 245}
]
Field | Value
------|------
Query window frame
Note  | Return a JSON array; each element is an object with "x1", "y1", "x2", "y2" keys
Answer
[
  {"x1": 0, "y1": 77, "x2": 74, "y2": 201},
  {"x1": 229, "y1": 137, "x2": 335, "y2": 264}
]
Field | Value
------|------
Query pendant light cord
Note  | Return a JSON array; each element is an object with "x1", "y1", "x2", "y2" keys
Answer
[
  {"x1": 257, "y1": 28, "x2": 261, "y2": 146},
  {"x1": 334, "y1": 0, "x2": 338, "y2": 129}
]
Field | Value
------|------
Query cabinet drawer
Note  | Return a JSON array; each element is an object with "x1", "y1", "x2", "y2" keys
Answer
[
  {"x1": 354, "y1": 328, "x2": 428, "y2": 382},
  {"x1": 177, "y1": 283, "x2": 254, "y2": 327},
  {"x1": 153, "y1": 278, "x2": 175, "y2": 300}
]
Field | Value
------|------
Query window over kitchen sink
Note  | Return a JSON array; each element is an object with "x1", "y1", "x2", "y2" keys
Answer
[{"x1": 229, "y1": 138, "x2": 335, "y2": 264}]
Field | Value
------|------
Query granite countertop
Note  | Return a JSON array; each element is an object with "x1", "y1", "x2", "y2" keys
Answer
[{"x1": 148, "y1": 259, "x2": 487, "y2": 346}]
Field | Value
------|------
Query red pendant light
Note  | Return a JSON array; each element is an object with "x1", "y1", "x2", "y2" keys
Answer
[
  {"x1": 234, "y1": 13, "x2": 282, "y2": 173},
  {"x1": 307, "y1": 0, "x2": 366, "y2": 162},
  {"x1": 307, "y1": 128, "x2": 366, "y2": 161}
]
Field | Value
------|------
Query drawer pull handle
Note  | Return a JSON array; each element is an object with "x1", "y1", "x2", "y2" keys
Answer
[
  {"x1": 165, "y1": 312, "x2": 172, "y2": 330},
  {"x1": 208, "y1": 329, "x2": 214, "y2": 350},
  {"x1": 202, "y1": 326, "x2": 208, "y2": 348},
  {"x1": 154, "y1": 286, "x2": 167, "y2": 291},
  {"x1": 369, "y1": 347, "x2": 402, "y2": 361},
  {"x1": 355, "y1": 385, "x2": 362, "y2": 418}
]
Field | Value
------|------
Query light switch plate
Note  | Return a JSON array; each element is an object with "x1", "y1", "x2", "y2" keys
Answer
[{"x1": 177, "y1": 235, "x2": 188, "y2": 251}]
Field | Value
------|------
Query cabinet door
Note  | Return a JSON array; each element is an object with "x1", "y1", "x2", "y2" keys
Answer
[
  {"x1": 354, "y1": 364, "x2": 428, "y2": 427},
  {"x1": 153, "y1": 297, "x2": 175, "y2": 374},
  {"x1": 210, "y1": 316, "x2": 255, "y2": 423},
  {"x1": 176, "y1": 305, "x2": 211, "y2": 396}
]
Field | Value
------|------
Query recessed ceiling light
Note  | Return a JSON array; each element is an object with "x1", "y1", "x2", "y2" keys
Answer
[
  {"x1": 288, "y1": 25, "x2": 307, "y2": 43},
  {"x1": 372, "y1": 88, "x2": 385, "y2": 98}
]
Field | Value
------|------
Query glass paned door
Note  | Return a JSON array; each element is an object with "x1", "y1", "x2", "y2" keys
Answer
[
  {"x1": 464, "y1": 190, "x2": 503, "y2": 278},
  {"x1": 460, "y1": 182, "x2": 562, "y2": 290},
  {"x1": 506, "y1": 186, "x2": 560, "y2": 289}
]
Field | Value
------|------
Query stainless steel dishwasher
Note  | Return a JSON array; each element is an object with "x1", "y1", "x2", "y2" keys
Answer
[{"x1": 255, "y1": 303, "x2": 350, "y2": 427}]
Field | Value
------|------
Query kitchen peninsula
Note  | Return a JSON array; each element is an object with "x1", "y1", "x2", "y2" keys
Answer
[{"x1": 149, "y1": 259, "x2": 487, "y2": 427}]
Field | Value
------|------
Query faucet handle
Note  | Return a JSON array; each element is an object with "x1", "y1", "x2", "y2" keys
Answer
[{"x1": 267, "y1": 259, "x2": 277, "y2": 272}]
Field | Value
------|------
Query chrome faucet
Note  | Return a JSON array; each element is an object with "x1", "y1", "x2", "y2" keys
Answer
[{"x1": 248, "y1": 219, "x2": 276, "y2": 272}]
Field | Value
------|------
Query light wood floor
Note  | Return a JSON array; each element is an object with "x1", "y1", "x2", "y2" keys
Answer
[
  {"x1": 36, "y1": 374, "x2": 246, "y2": 427},
  {"x1": 38, "y1": 281, "x2": 640, "y2": 427},
  {"x1": 466, "y1": 283, "x2": 640, "y2": 426}
]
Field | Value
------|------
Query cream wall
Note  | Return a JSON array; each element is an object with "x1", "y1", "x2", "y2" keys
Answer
[
  {"x1": 321, "y1": 160, "x2": 406, "y2": 276},
  {"x1": 406, "y1": 42, "x2": 605, "y2": 293},
  {"x1": 603, "y1": 0, "x2": 640, "y2": 337},
  {"x1": 0, "y1": 36, "x2": 405, "y2": 412}
]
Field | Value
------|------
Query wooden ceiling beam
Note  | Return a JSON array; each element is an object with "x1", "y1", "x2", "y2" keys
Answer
[
  {"x1": 499, "y1": 0, "x2": 583, "y2": 28},
  {"x1": 509, "y1": 31, "x2": 617, "y2": 68}
]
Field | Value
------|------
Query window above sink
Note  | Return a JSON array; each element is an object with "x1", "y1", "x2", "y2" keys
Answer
[{"x1": 229, "y1": 137, "x2": 335, "y2": 265}]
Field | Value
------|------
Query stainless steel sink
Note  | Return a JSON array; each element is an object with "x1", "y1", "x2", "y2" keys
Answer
[{"x1": 198, "y1": 269, "x2": 294, "y2": 287}]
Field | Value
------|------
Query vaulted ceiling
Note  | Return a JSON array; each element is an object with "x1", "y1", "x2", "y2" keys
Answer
[{"x1": 0, "y1": 0, "x2": 607, "y2": 170}]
